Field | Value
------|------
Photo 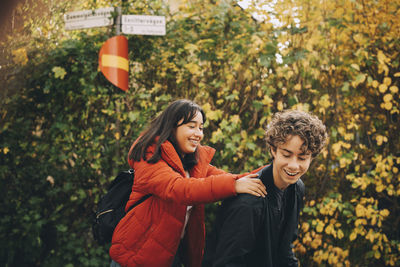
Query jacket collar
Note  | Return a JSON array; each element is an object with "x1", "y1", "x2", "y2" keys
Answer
[
  {"x1": 131, "y1": 136, "x2": 216, "y2": 177},
  {"x1": 159, "y1": 140, "x2": 216, "y2": 178},
  {"x1": 191, "y1": 145, "x2": 215, "y2": 177},
  {"x1": 259, "y1": 163, "x2": 300, "y2": 194},
  {"x1": 160, "y1": 140, "x2": 185, "y2": 176}
]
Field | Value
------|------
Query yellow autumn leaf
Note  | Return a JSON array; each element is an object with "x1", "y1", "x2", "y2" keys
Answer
[
  {"x1": 394, "y1": 72, "x2": 400, "y2": 77},
  {"x1": 383, "y1": 102, "x2": 393, "y2": 110},
  {"x1": 321, "y1": 251, "x2": 329, "y2": 261},
  {"x1": 381, "y1": 64, "x2": 389, "y2": 76},
  {"x1": 353, "y1": 34, "x2": 366, "y2": 45},
  {"x1": 337, "y1": 229, "x2": 344, "y2": 239},
  {"x1": 184, "y1": 62, "x2": 200, "y2": 75},
  {"x1": 340, "y1": 157, "x2": 348, "y2": 168},
  {"x1": 377, "y1": 50, "x2": 388, "y2": 65},
  {"x1": 316, "y1": 221, "x2": 325, "y2": 233},
  {"x1": 319, "y1": 94, "x2": 331, "y2": 108},
  {"x1": 12, "y1": 48, "x2": 28, "y2": 66},
  {"x1": 202, "y1": 103, "x2": 211, "y2": 113},
  {"x1": 366, "y1": 229, "x2": 375, "y2": 242},
  {"x1": 337, "y1": 126, "x2": 345, "y2": 135},
  {"x1": 52, "y1": 66, "x2": 67, "y2": 79},
  {"x1": 332, "y1": 142, "x2": 342, "y2": 156},
  {"x1": 349, "y1": 232, "x2": 357, "y2": 241},
  {"x1": 371, "y1": 216, "x2": 376, "y2": 226},
  {"x1": 243, "y1": 69, "x2": 252, "y2": 80},
  {"x1": 383, "y1": 94, "x2": 393, "y2": 102},
  {"x1": 302, "y1": 222, "x2": 310, "y2": 232},
  {"x1": 351, "y1": 64, "x2": 360, "y2": 71},
  {"x1": 376, "y1": 135, "x2": 387, "y2": 146},
  {"x1": 356, "y1": 74, "x2": 366, "y2": 84},
  {"x1": 378, "y1": 84, "x2": 387, "y2": 93},
  {"x1": 277, "y1": 101, "x2": 283, "y2": 111},
  {"x1": 343, "y1": 142, "x2": 351, "y2": 149},
  {"x1": 294, "y1": 83, "x2": 301, "y2": 91},
  {"x1": 230, "y1": 115, "x2": 240, "y2": 124},
  {"x1": 355, "y1": 204, "x2": 365, "y2": 217},
  {"x1": 389, "y1": 86, "x2": 398, "y2": 94},
  {"x1": 211, "y1": 128, "x2": 223, "y2": 143},
  {"x1": 372, "y1": 80, "x2": 379, "y2": 88},
  {"x1": 374, "y1": 250, "x2": 381, "y2": 259},
  {"x1": 383, "y1": 77, "x2": 392, "y2": 86},
  {"x1": 184, "y1": 43, "x2": 198, "y2": 52},
  {"x1": 240, "y1": 130, "x2": 248, "y2": 140},
  {"x1": 262, "y1": 95, "x2": 273, "y2": 106},
  {"x1": 376, "y1": 183, "x2": 385, "y2": 192},
  {"x1": 324, "y1": 224, "x2": 334, "y2": 235},
  {"x1": 334, "y1": 7, "x2": 344, "y2": 18},
  {"x1": 3, "y1": 147, "x2": 10, "y2": 154},
  {"x1": 331, "y1": 256, "x2": 339, "y2": 265},
  {"x1": 207, "y1": 110, "x2": 220, "y2": 121},
  {"x1": 380, "y1": 209, "x2": 389, "y2": 217},
  {"x1": 114, "y1": 132, "x2": 120, "y2": 140},
  {"x1": 344, "y1": 133, "x2": 354, "y2": 141},
  {"x1": 302, "y1": 233, "x2": 312, "y2": 243},
  {"x1": 310, "y1": 237, "x2": 322, "y2": 249}
]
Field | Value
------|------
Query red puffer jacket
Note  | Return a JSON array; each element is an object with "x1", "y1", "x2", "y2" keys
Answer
[{"x1": 109, "y1": 140, "x2": 238, "y2": 267}]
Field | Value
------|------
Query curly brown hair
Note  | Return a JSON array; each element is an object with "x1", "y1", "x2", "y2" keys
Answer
[{"x1": 265, "y1": 110, "x2": 328, "y2": 158}]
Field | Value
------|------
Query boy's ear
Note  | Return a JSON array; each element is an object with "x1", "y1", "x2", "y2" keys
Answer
[{"x1": 270, "y1": 147, "x2": 277, "y2": 159}]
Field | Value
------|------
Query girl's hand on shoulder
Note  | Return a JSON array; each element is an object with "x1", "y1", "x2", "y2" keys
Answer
[{"x1": 234, "y1": 174, "x2": 267, "y2": 197}]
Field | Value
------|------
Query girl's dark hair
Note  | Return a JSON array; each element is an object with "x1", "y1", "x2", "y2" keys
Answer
[{"x1": 129, "y1": 99, "x2": 206, "y2": 168}]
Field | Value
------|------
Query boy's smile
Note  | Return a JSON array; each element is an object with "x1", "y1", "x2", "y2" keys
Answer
[{"x1": 271, "y1": 135, "x2": 312, "y2": 190}]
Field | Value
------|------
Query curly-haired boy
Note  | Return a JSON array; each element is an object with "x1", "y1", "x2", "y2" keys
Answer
[{"x1": 203, "y1": 109, "x2": 328, "y2": 267}]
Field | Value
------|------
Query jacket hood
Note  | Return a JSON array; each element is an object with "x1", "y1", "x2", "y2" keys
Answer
[{"x1": 128, "y1": 136, "x2": 216, "y2": 177}]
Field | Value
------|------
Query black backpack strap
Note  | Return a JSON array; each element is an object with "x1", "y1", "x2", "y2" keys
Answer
[
  {"x1": 126, "y1": 169, "x2": 151, "y2": 213},
  {"x1": 127, "y1": 194, "x2": 151, "y2": 213}
]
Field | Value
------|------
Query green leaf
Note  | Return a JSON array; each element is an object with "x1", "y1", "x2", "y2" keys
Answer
[{"x1": 52, "y1": 66, "x2": 67, "y2": 79}]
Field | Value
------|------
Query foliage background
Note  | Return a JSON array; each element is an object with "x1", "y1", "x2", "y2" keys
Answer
[{"x1": 1, "y1": 0, "x2": 399, "y2": 266}]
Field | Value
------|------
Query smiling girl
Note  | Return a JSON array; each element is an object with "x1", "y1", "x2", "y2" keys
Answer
[{"x1": 109, "y1": 99, "x2": 266, "y2": 267}]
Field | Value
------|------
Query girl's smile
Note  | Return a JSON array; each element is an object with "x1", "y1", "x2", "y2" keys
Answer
[{"x1": 175, "y1": 112, "x2": 204, "y2": 155}]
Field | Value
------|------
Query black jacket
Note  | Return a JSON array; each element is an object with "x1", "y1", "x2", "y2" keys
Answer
[{"x1": 203, "y1": 164, "x2": 305, "y2": 267}]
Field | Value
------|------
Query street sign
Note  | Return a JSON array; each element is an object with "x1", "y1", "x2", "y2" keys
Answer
[
  {"x1": 64, "y1": 7, "x2": 114, "y2": 30},
  {"x1": 121, "y1": 15, "x2": 166, "y2": 36}
]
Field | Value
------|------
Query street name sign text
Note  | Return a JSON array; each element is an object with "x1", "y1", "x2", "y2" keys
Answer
[
  {"x1": 64, "y1": 7, "x2": 114, "y2": 30},
  {"x1": 121, "y1": 15, "x2": 166, "y2": 36}
]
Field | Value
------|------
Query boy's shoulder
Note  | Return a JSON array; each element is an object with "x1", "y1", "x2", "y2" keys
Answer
[
  {"x1": 295, "y1": 178, "x2": 305, "y2": 197},
  {"x1": 221, "y1": 191, "x2": 264, "y2": 213}
]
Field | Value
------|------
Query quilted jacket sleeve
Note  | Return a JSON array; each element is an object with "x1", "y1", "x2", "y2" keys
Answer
[
  {"x1": 132, "y1": 159, "x2": 237, "y2": 206},
  {"x1": 206, "y1": 164, "x2": 230, "y2": 176},
  {"x1": 206, "y1": 163, "x2": 268, "y2": 178}
]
